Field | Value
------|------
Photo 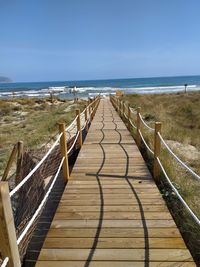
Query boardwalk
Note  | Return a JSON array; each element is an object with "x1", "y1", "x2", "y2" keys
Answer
[{"x1": 35, "y1": 98, "x2": 195, "y2": 266}]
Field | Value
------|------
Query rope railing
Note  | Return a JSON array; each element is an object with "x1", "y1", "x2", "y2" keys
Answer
[
  {"x1": 129, "y1": 118, "x2": 137, "y2": 129},
  {"x1": 1, "y1": 257, "x2": 9, "y2": 267},
  {"x1": 17, "y1": 157, "x2": 65, "y2": 245},
  {"x1": 139, "y1": 113, "x2": 154, "y2": 132},
  {"x1": 138, "y1": 129, "x2": 154, "y2": 155},
  {"x1": 65, "y1": 115, "x2": 78, "y2": 132},
  {"x1": 67, "y1": 131, "x2": 80, "y2": 155},
  {"x1": 110, "y1": 95, "x2": 200, "y2": 183},
  {"x1": 158, "y1": 132, "x2": 200, "y2": 182},
  {"x1": 124, "y1": 113, "x2": 128, "y2": 120},
  {"x1": 110, "y1": 94, "x2": 200, "y2": 228},
  {"x1": 130, "y1": 107, "x2": 137, "y2": 114},
  {"x1": 157, "y1": 157, "x2": 200, "y2": 226},
  {"x1": 9, "y1": 132, "x2": 63, "y2": 198}
]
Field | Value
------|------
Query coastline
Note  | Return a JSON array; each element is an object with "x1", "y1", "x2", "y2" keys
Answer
[{"x1": 1, "y1": 75, "x2": 200, "y2": 98}]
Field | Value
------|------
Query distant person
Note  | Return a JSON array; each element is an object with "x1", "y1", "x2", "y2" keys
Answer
[{"x1": 184, "y1": 84, "x2": 188, "y2": 93}]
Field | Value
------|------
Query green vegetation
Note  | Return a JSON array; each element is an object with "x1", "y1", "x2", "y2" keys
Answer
[{"x1": 0, "y1": 97, "x2": 86, "y2": 176}]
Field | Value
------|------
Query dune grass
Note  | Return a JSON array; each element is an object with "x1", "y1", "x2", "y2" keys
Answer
[
  {"x1": 0, "y1": 97, "x2": 86, "y2": 176},
  {"x1": 121, "y1": 92, "x2": 200, "y2": 263}
]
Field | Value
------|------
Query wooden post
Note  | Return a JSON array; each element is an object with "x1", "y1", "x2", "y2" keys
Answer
[
  {"x1": 136, "y1": 107, "x2": 141, "y2": 148},
  {"x1": 0, "y1": 182, "x2": 21, "y2": 267},
  {"x1": 128, "y1": 103, "x2": 131, "y2": 130},
  {"x1": 88, "y1": 102, "x2": 91, "y2": 122},
  {"x1": 59, "y1": 123, "x2": 69, "y2": 183},
  {"x1": 120, "y1": 101, "x2": 122, "y2": 117},
  {"x1": 153, "y1": 122, "x2": 162, "y2": 182},
  {"x1": 76, "y1": 109, "x2": 82, "y2": 147},
  {"x1": 122, "y1": 101, "x2": 125, "y2": 118},
  {"x1": 84, "y1": 105, "x2": 88, "y2": 133},
  {"x1": 16, "y1": 141, "x2": 23, "y2": 185},
  {"x1": 2, "y1": 144, "x2": 18, "y2": 181},
  {"x1": 90, "y1": 100, "x2": 94, "y2": 120}
]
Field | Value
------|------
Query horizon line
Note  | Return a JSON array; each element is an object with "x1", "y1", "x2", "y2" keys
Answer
[{"x1": 2, "y1": 73, "x2": 200, "y2": 84}]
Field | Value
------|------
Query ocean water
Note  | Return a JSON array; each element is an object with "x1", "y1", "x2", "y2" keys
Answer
[{"x1": 0, "y1": 75, "x2": 200, "y2": 99}]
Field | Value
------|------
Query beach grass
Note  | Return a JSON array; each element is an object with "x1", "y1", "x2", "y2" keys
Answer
[
  {"x1": 0, "y1": 97, "x2": 86, "y2": 176},
  {"x1": 122, "y1": 92, "x2": 200, "y2": 263}
]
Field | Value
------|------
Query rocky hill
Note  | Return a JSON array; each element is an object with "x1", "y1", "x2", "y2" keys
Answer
[{"x1": 0, "y1": 76, "x2": 12, "y2": 83}]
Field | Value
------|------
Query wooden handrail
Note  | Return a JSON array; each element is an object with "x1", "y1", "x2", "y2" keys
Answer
[
  {"x1": 136, "y1": 107, "x2": 141, "y2": 148},
  {"x1": 59, "y1": 123, "x2": 69, "y2": 183},
  {"x1": 76, "y1": 109, "x2": 82, "y2": 147},
  {"x1": 153, "y1": 122, "x2": 162, "y2": 182}
]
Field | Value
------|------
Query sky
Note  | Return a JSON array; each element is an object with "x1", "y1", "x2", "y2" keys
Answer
[{"x1": 1, "y1": 0, "x2": 200, "y2": 82}]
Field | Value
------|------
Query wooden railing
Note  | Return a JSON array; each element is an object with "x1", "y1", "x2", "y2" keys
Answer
[
  {"x1": 0, "y1": 96, "x2": 100, "y2": 267},
  {"x1": 110, "y1": 95, "x2": 200, "y2": 226}
]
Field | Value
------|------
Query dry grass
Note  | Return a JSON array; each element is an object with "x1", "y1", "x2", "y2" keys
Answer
[
  {"x1": 122, "y1": 92, "x2": 200, "y2": 214},
  {"x1": 121, "y1": 92, "x2": 200, "y2": 264},
  {"x1": 0, "y1": 97, "x2": 86, "y2": 176}
]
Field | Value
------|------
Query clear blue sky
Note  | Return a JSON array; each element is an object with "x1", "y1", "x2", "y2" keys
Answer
[{"x1": 1, "y1": 0, "x2": 200, "y2": 82}]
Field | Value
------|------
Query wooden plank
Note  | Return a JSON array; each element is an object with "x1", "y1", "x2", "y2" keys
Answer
[
  {"x1": 46, "y1": 227, "x2": 182, "y2": 238},
  {"x1": 43, "y1": 237, "x2": 186, "y2": 249},
  {"x1": 61, "y1": 193, "x2": 162, "y2": 199},
  {"x1": 37, "y1": 248, "x2": 193, "y2": 261},
  {"x1": 58, "y1": 199, "x2": 165, "y2": 205},
  {"x1": 36, "y1": 261, "x2": 196, "y2": 267},
  {"x1": 53, "y1": 211, "x2": 172, "y2": 220},
  {"x1": 50, "y1": 219, "x2": 176, "y2": 228},
  {"x1": 56, "y1": 205, "x2": 167, "y2": 212}
]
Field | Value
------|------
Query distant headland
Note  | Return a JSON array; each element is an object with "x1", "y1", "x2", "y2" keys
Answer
[{"x1": 0, "y1": 76, "x2": 12, "y2": 83}]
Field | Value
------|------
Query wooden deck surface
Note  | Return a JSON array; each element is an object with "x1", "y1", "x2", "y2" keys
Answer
[{"x1": 35, "y1": 98, "x2": 196, "y2": 267}]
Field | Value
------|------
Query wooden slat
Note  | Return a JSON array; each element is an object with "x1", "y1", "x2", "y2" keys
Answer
[
  {"x1": 46, "y1": 227, "x2": 182, "y2": 238},
  {"x1": 36, "y1": 261, "x2": 196, "y2": 267},
  {"x1": 37, "y1": 248, "x2": 193, "y2": 261}
]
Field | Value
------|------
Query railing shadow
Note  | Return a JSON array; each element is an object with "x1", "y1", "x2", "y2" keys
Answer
[
  {"x1": 84, "y1": 102, "x2": 105, "y2": 267},
  {"x1": 84, "y1": 101, "x2": 149, "y2": 267}
]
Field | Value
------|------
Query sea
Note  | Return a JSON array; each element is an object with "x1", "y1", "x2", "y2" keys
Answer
[{"x1": 1, "y1": 75, "x2": 200, "y2": 99}]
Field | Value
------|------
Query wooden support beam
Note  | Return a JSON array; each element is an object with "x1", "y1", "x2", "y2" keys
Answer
[
  {"x1": 2, "y1": 144, "x2": 17, "y2": 181},
  {"x1": 0, "y1": 182, "x2": 21, "y2": 267},
  {"x1": 76, "y1": 109, "x2": 82, "y2": 148},
  {"x1": 59, "y1": 123, "x2": 69, "y2": 183},
  {"x1": 154, "y1": 122, "x2": 162, "y2": 182},
  {"x1": 84, "y1": 106, "x2": 88, "y2": 133},
  {"x1": 128, "y1": 103, "x2": 131, "y2": 131},
  {"x1": 136, "y1": 107, "x2": 141, "y2": 148},
  {"x1": 16, "y1": 141, "x2": 24, "y2": 185},
  {"x1": 122, "y1": 101, "x2": 125, "y2": 118}
]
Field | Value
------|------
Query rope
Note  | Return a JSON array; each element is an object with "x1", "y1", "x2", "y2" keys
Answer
[
  {"x1": 129, "y1": 119, "x2": 137, "y2": 129},
  {"x1": 139, "y1": 114, "x2": 154, "y2": 132},
  {"x1": 139, "y1": 130, "x2": 154, "y2": 155},
  {"x1": 124, "y1": 113, "x2": 128, "y2": 120},
  {"x1": 80, "y1": 107, "x2": 86, "y2": 116},
  {"x1": 67, "y1": 132, "x2": 80, "y2": 155},
  {"x1": 130, "y1": 107, "x2": 137, "y2": 114},
  {"x1": 124, "y1": 104, "x2": 128, "y2": 112},
  {"x1": 9, "y1": 133, "x2": 63, "y2": 197},
  {"x1": 17, "y1": 157, "x2": 65, "y2": 245},
  {"x1": 65, "y1": 115, "x2": 78, "y2": 132},
  {"x1": 158, "y1": 132, "x2": 200, "y2": 182},
  {"x1": 157, "y1": 157, "x2": 200, "y2": 226},
  {"x1": 1, "y1": 257, "x2": 9, "y2": 267}
]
